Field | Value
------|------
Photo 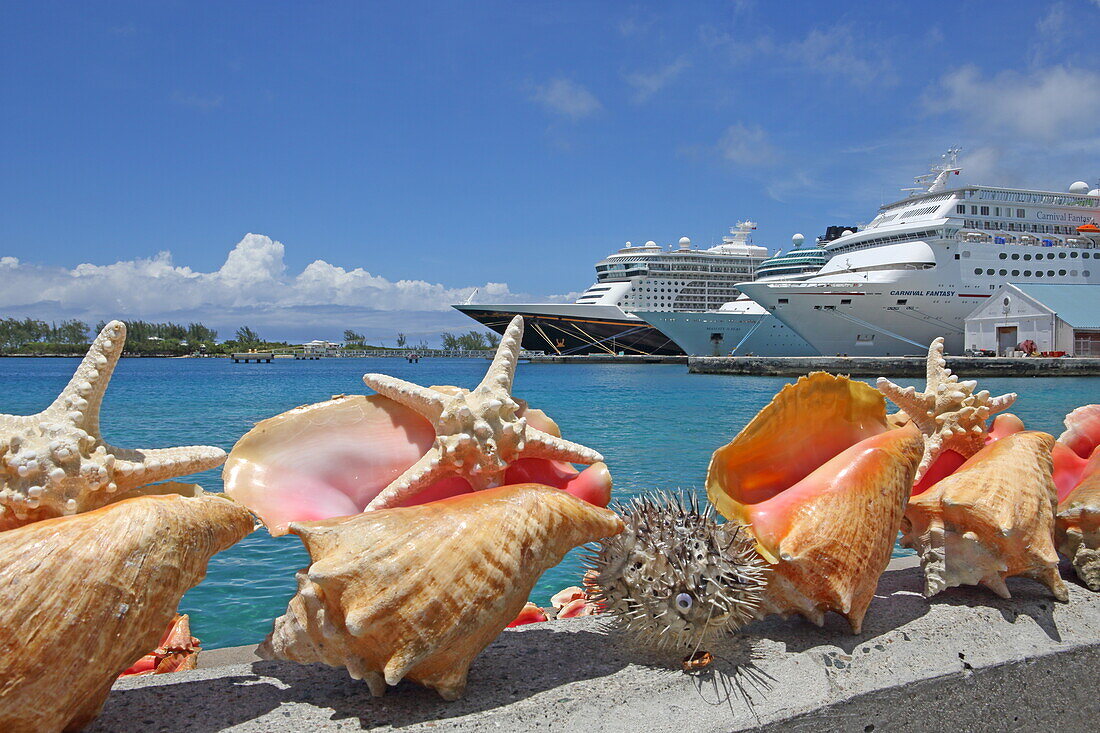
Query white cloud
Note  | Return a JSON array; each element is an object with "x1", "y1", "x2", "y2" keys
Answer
[
  {"x1": 717, "y1": 123, "x2": 777, "y2": 167},
  {"x1": 926, "y1": 65, "x2": 1100, "y2": 141},
  {"x1": 0, "y1": 234, "x2": 565, "y2": 343},
  {"x1": 625, "y1": 58, "x2": 690, "y2": 103},
  {"x1": 530, "y1": 79, "x2": 602, "y2": 119}
]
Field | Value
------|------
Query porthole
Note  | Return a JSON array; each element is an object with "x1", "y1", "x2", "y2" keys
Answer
[
  {"x1": 1058, "y1": 252, "x2": 1066, "y2": 259},
  {"x1": 1047, "y1": 270, "x2": 1055, "y2": 276},
  {"x1": 973, "y1": 268, "x2": 981, "y2": 275},
  {"x1": 1011, "y1": 253, "x2": 1020, "y2": 260},
  {"x1": 1024, "y1": 270, "x2": 1032, "y2": 276},
  {"x1": 1011, "y1": 270, "x2": 1020, "y2": 276},
  {"x1": 998, "y1": 253, "x2": 1007, "y2": 260},
  {"x1": 1084, "y1": 270, "x2": 1092, "y2": 276},
  {"x1": 986, "y1": 269, "x2": 995, "y2": 275},
  {"x1": 1024, "y1": 254, "x2": 1032, "y2": 260},
  {"x1": 999, "y1": 269, "x2": 1007, "y2": 275},
  {"x1": 1071, "y1": 252, "x2": 1079, "y2": 258},
  {"x1": 1058, "y1": 269, "x2": 1066, "y2": 276},
  {"x1": 1072, "y1": 270, "x2": 1078, "y2": 276}
]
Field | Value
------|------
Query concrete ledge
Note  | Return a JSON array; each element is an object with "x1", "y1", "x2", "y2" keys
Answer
[
  {"x1": 529, "y1": 355, "x2": 689, "y2": 364},
  {"x1": 689, "y1": 355, "x2": 1100, "y2": 377},
  {"x1": 91, "y1": 558, "x2": 1100, "y2": 732}
]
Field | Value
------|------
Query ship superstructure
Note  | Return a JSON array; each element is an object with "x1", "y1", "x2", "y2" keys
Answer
[
  {"x1": 738, "y1": 150, "x2": 1100, "y2": 356},
  {"x1": 453, "y1": 222, "x2": 770, "y2": 355}
]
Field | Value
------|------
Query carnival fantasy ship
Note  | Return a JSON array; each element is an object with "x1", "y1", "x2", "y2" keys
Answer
[
  {"x1": 635, "y1": 229, "x2": 845, "y2": 356},
  {"x1": 452, "y1": 222, "x2": 770, "y2": 355},
  {"x1": 737, "y1": 149, "x2": 1100, "y2": 356}
]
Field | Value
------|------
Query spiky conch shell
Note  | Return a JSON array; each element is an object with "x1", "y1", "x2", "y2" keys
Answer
[
  {"x1": 584, "y1": 492, "x2": 768, "y2": 650},
  {"x1": 258, "y1": 483, "x2": 623, "y2": 700},
  {"x1": 1055, "y1": 448, "x2": 1100, "y2": 591},
  {"x1": 902, "y1": 431, "x2": 1068, "y2": 601},
  {"x1": 706, "y1": 372, "x2": 924, "y2": 633},
  {"x1": 0, "y1": 484, "x2": 254, "y2": 733}
]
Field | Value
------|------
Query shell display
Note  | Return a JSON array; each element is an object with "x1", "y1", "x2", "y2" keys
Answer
[
  {"x1": 258, "y1": 483, "x2": 623, "y2": 700},
  {"x1": 0, "y1": 321, "x2": 226, "y2": 530},
  {"x1": 1058, "y1": 404, "x2": 1100, "y2": 459},
  {"x1": 224, "y1": 317, "x2": 610, "y2": 535},
  {"x1": 707, "y1": 372, "x2": 923, "y2": 633},
  {"x1": 584, "y1": 492, "x2": 767, "y2": 650},
  {"x1": 876, "y1": 337, "x2": 1016, "y2": 484},
  {"x1": 902, "y1": 431, "x2": 1068, "y2": 601},
  {"x1": 1056, "y1": 449, "x2": 1100, "y2": 591},
  {"x1": 0, "y1": 484, "x2": 253, "y2": 732}
]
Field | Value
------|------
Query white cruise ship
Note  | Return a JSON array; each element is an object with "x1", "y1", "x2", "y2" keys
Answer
[
  {"x1": 737, "y1": 150, "x2": 1100, "y2": 356},
  {"x1": 635, "y1": 230, "x2": 839, "y2": 356},
  {"x1": 453, "y1": 222, "x2": 770, "y2": 355}
]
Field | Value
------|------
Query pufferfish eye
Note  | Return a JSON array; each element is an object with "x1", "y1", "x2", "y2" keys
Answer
[{"x1": 674, "y1": 592, "x2": 693, "y2": 612}]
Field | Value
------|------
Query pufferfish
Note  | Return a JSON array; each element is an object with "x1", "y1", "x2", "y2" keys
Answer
[{"x1": 583, "y1": 491, "x2": 768, "y2": 652}]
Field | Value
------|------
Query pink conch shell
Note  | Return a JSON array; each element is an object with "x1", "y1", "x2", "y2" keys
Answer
[
  {"x1": 1055, "y1": 447, "x2": 1100, "y2": 591},
  {"x1": 913, "y1": 412, "x2": 1028, "y2": 495},
  {"x1": 902, "y1": 432, "x2": 1068, "y2": 601},
  {"x1": 507, "y1": 602, "x2": 549, "y2": 627},
  {"x1": 258, "y1": 483, "x2": 623, "y2": 700},
  {"x1": 0, "y1": 484, "x2": 253, "y2": 732},
  {"x1": 1059, "y1": 405, "x2": 1100, "y2": 459},
  {"x1": 706, "y1": 372, "x2": 923, "y2": 633},
  {"x1": 224, "y1": 392, "x2": 612, "y2": 535},
  {"x1": 119, "y1": 613, "x2": 201, "y2": 677},
  {"x1": 0, "y1": 321, "x2": 226, "y2": 530},
  {"x1": 876, "y1": 337, "x2": 1016, "y2": 483},
  {"x1": 550, "y1": 586, "x2": 586, "y2": 609},
  {"x1": 556, "y1": 597, "x2": 598, "y2": 618}
]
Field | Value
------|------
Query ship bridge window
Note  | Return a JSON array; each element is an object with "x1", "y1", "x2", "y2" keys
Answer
[
  {"x1": 896, "y1": 299, "x2": 907, "y2": 305},
  {"x1": 841, "y1": 298, "x2": 851, "y2": 304},
  {"x1": 778, "y1": 298, "x2": 788, "y2": 304},
  {"x1": 956, "y1": 205, "x2": 966, "y2": 214}
]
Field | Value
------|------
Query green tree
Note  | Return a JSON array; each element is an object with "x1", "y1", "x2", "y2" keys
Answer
[
  {"x1": 396, "y1": 333, "x2": 408, "y2": 348},
  {"x1": 344, "y1": 329, "x2": 365, "y2": 346},
  {"x1": 235, "y1": 326, "x2": 261, "y2": 346}
]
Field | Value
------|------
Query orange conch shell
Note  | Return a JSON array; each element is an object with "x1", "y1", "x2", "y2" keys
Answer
[
  {"x1": 1056, "y1": 448, "x2": 1100, "y2": 591},
  {"x1": 902, "y1": 432, "x2": 1068, "y2": 601},
  {"x1": 258, "y1": 483, "x2": 623, "y2": 700},
  {"x1": 706, "y1": 372, "x2": 923, "y2": 633},
  {"x1": 0, "y1": 484, "x2": 253, "y2": 732}
]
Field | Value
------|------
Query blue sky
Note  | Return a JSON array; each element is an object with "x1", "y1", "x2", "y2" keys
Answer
[{"x1": 2, "y1": 1, "x2": 1099, "y2": 342}]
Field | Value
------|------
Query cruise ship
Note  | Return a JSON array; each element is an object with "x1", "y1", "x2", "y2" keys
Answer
[
  {"x1": 452, "y1": 222, "x2": 770, "y2": 355},
  {"x1": 635, "y1": 229, "x2": 843, "y2": 356},
  {"x1": 738, "y1": 150, "x2": 1100, "y2": 356}
]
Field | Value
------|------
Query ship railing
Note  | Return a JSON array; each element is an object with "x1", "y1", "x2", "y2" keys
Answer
[{"x1": 955, "y1": 231, "x2": 1098, "y2": 249}]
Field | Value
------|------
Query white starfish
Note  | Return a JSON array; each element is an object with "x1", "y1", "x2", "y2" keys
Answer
[
  {"x1": 0, "y1": 321, "x2": 227, "y2": 528},
  {"x1": 876, "y1": 337, "x2": 1016, "y2": 482},
  {"x1": 362, "y1": 315, "x2": 603, "y2": 510}
]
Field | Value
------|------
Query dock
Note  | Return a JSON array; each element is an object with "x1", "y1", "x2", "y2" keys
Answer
[
  {"x1": 231, "y1": 352, "x2": 273, "y2": 363},
  {"x1": 527, "y1": 355, "x2": 689, "y2": 365},
  {"x1": 689, "y1": 355, "x2": 1100, "y2": 377}
]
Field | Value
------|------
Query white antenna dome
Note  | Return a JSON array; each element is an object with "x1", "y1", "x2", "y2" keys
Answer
[
  {"x1": 791, "y1": 233, "x2": 805, "y2": 247},
  {"x1": 645, "y1": 240, "x2": 657, "y2": 248},
  {"x1": 1069, "y1": 181, "x2": 1090, "y2": 194},
  {"x1": 1089, "y1": 189, "x2": 1100, "y2": 197},
  {"x1": 678, "y1": 236, "x2": 691, "y2": 249},
  {"x1": 624, "y1": 241, "x2": 633, "y2": 248},
  {"x1": 842, "y1": 229, "x2": 854, "y2": 237}
]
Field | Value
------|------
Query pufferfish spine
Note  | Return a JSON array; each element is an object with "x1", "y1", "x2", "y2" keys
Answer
[{"x1": 583, "y1": 491, "x2": 768, "y2": 649}]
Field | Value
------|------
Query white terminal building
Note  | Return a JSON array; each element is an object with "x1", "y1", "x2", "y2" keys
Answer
[{"x1": 964, "y1": 282, "x2": 1100, "y2": 356}]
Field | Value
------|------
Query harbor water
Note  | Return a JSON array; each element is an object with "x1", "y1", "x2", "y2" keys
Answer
[{"x1": 2, "y1": 356, "x2": 1096, "y2": 649}]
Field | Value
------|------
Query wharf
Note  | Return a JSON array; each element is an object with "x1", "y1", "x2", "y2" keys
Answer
[
  {"x1": 93, "y1": 557, "x2": 1100, "y2": 732},
  {"x1": 689, "y1": 355, "x2": 1100, "y2": 377},
  {"x1": 527, "y1": 354, "x2": 689, "y2": 365},
  {"x1": 231, "y1": 352, "x2": 274, "y2": 363}
]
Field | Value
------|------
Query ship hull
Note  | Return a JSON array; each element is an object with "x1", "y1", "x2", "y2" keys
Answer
[
  {"x1": 635, "y1": 310, "x2": 819, "y2": 356},
  {"x1": 452, "y1": 304, "x2": 684, "y2": 356}
]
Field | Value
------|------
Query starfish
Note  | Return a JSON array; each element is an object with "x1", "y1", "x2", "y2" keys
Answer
[
  {"x1": 0, "y1": 321, "x2": 227, "y2": 529},
  {"x1": 361, "y1": 315, "x2": 603, "y2": 510},
  {"x1": 876, "y1": 337, "x2": 1016, "y2": 482}
]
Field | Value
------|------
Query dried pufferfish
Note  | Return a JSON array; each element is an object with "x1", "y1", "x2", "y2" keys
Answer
[{"x1": 584, "y1": 492, "x2": 768, "y2": 650}]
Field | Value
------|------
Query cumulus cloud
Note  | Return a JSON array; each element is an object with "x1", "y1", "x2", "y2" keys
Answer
[
  {"x1": 625, "y1": 58, "x2": 690, "y2": 103},
  {"x1": 717, "y1": 123, "x2": 777, "y2": 167},
  {"x1": 530, "y1": 78, "x2": 602, "y2": 119},
  {"x1": 0, "y1": 234, "x2": 565, "y2": 343},
  {"x1": 925, "y1": 65, "x2": 1100, "y2": 141}
]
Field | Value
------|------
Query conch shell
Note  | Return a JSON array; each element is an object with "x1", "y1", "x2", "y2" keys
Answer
[
  {"x1": 225, "y1": 392, "x2": 612, "y2": 535},
  {"x1": 902, "y1": 432, "x2": 1068, "y2": 601},
  {"x1": 706, "y1": 372, "x2": 923, "y2": 633},
  {"x1": 1056, "y1": 448, "x2": 1100, "y2": 591},
  {"x1": 1059, "y1": 404, "x2": 1100, "y2": 460},
  {"x1": 0, "y1": 484, "x2": 253, "y2": 732},
  {"x1": 258, "y1": 483, "x2": 623, "y2": 700}
]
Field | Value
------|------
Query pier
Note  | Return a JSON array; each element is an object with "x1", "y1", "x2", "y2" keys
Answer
[
  {"x1": 689, "y1": 355, "x2": 1100, "y2": 377},
  {"x1": 231, "y1": 352, "x2": 273, "y2": 363},
  {"x1": 527, "y1": 355, "x2": 689, "y2": 365}
]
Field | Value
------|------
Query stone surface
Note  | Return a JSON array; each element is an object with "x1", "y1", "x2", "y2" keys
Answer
[{"x1": 92, "y1": 558, "x2": 1100, "y2": 732}]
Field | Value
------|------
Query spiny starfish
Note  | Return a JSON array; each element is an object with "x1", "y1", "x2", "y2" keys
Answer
[
  {"x1": 876, "y1": 337, "x2": 1016, "y2": 482},
  {"x1": 361, "y1": 315, "x2": 603, "y2": 510},
  {"x1": 0, "y1": 321, "x2": 227, "y2": 529}
]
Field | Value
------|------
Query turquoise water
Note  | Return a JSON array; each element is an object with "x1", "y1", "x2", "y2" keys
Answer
[{"x1": 1, "y1": 356, "x2": 1096, "y2": 649}]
